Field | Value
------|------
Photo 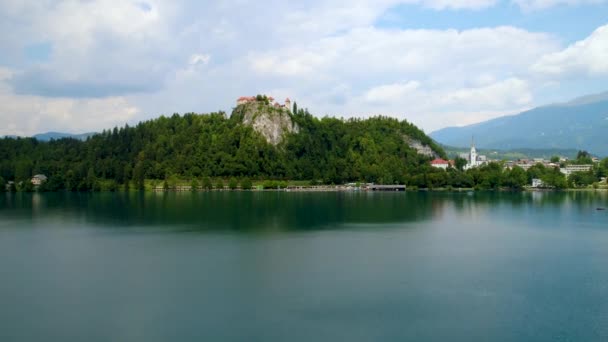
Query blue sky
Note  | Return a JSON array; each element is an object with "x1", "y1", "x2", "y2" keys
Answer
[{"x1": 0, "y1": 0, "x2": 607, "y2": 136}]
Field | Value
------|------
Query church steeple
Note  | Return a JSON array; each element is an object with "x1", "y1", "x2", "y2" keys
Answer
[{"x1": 470, "y1": 135, "x2": 477, "y2": 166}]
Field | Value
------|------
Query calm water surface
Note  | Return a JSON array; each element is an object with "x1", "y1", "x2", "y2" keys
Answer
[{"x1": 1, "y1": 191, "x2": 608, "y2": 341}]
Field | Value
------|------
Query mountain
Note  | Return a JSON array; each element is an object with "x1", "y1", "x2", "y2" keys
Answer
[
  {"x1": 32, "y1": 132, "x2": 96, "y2": 141},
  {"x1": 430, "y1": 91, "x2": 608, "y2": 156}
]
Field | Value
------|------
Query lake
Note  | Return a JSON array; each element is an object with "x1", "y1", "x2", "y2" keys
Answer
[{"x1": 1, "y1": 191, "x2": 608, "y2": 341}]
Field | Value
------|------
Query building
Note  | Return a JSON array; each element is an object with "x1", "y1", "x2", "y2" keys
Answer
[
  {"x1": 531, "y1": 178, "x2": 544, "y2": 188},
  {"x1": 285, "y1": 98, "x2": 291, "y2": 113},
  {"x1": 560, "y1": 164, "x2": 593, "y2": 177},
  {"x1": 236, "y1": 95, "x2": 292, "y2": 112},
  {"x1": 31, "y1": 174, "x2": 47, "y2": 186},
  {"x1": 430, "y1": 158, "x2": 450, "y2": 169},
  {"x1": 463, "y1": 138, "x2": 487, "y2": 169},
  {"x1": 236, "y1": 96, "x2": 256, "y2": 105}
]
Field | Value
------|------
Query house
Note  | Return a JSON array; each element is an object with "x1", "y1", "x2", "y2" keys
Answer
[
  {"x1": 431, "y1": 158, "x2": 450, "y2": 169},
  {"x1": 560, "y1": 164, "x2": 593, "y2": 177},
  {"x1": 31, "y1": 174, "x2": 47, "y2": 186},
  {"x1": 531, "y1": 178, "x2": 544, "y2": 188}
]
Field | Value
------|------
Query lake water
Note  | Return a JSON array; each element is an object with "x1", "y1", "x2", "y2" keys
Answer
[{"x1": 1, "y1": 191, "x2": 608, "y2": 341}]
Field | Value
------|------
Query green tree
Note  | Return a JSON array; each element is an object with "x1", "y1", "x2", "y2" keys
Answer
[
  {"x1": 191, "y1": 178, "x2": 200, "y2": 191},
  {"x1": 202, "y1": 177, "x2": 212, "y2": 190},
  {"x1": 86, "y1": 167, "x2": 96, "y2": 191},
  {"x1": 228, "y1": 177, "x2": 238, "y2": 190},
  {"x1": 0, "y1": 176, "x2": 5, "y2": 192},
  {"x1": 241, "y1": 178, "x2": 253, "y2": 190},
  {"x1": 550, "y1": 156, "x2": 560, "y2": 163},
  {"x1": 504, "y1": 166, "x2": 527, "y2": 189},
  {"x1": 454, "y1": 157, "x2": 467, "y2": 171},
  {"x1": 215, "y1": 179, "x2": 224, "y2": 190}
]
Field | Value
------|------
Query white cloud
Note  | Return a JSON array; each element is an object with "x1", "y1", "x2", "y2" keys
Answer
[
  {"x1": 364, "y1": 81, "x2": 421, "y2": 103},
  {"x1": 189, "y1": 54, "x2": 210, "y2": 66},
  {"x1": 0, "y1": 72, "x2": 138, "y2": 136},
  {"x1": 531, "y1": 24, "x2": 608, "y2": 76},
  {"x1": 0, "y1": 0, "x2": 607, "y2": 136},
  {"x1": 513, "y1": 0, "x2": 607, "y2": 10}
]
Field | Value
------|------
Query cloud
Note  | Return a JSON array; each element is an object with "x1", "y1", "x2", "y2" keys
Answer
[
  {"x1": 9, "y1": 67, "x2": 163, "y2": 98},
  {"x1": 364, "y1": 81, "x2": 421, "y2": 103},
  {"x1": 0, "y1": 0, "x2": 606, "y2": 136},
  {"x1": 347, "y1": 78, "x2": 533, "y2": 129},
  {"x1": 189, "y1": 54, "x2": 210, "y2": 66},
  {"x1": 531, "y1": 24, "x2": 608, "y2": 76},
  {"x1": 513, "y1": 0, "x2": 607, "y2": 10}
]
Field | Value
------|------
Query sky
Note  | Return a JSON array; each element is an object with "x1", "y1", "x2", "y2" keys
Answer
[{"x1": 0, "y1": 0, "x2": 607, "y2": 136}]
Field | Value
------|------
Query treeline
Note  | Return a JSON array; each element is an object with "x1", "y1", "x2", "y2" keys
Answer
[
  {"x1": 0, "y1": 108, "x2": 445, "y2": 191},
  {"x1": 412, "y1": 156, "x2": 608, "y2": 190}
]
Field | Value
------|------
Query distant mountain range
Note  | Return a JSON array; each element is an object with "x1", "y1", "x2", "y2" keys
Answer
[
  {"x1": 3, "y1": 132, "x2": 97, "y2": 141},
  {"x1": 430, "y1": 91, "x2": 608, "y2": 157}
]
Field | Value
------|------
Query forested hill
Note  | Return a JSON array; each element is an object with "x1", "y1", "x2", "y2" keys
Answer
[{"x1": 0, "y1": 103, "x2": 445, "y2": 190}]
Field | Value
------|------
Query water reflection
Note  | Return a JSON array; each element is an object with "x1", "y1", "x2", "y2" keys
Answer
[{"x1": 1, "y1": 191, "x2": 606, "y2": 232}]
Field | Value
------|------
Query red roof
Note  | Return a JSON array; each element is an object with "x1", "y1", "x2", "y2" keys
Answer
[
  {"x1": 237, "y1": 96, "x2": 256, "y2": 101},
  {"x1": 431, "y1": 158, "x2": 449, "y2": 165}
]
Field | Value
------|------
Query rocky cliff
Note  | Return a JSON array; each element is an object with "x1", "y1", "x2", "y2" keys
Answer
[{"x1": 232, "y1": 101, "x2": 299, "y2": 145}]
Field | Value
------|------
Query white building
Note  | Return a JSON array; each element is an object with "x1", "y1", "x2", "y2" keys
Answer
[
  {"x1": 430, "y1": 158, "x2": 450, "y2": 169},
  {"x1": 31, "y1": 174, "x2": 47, "y2": 186},
  {"x1": 560, "y1": 164, "x2": 593, "y2": 177},
  {"x1": 464, "y1": 139, "x2": 486, "y2": 169},
  {"x1": 532, "y1": 178, "x2": 544, "y2": 188}
]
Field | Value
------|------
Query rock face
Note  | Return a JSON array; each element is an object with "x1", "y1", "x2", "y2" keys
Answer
[
  {"x1": 233, "y1": 101, "x2": 299, "y2": 146},
  {"x1": 405, "y1": 137, "x2": 438, "y2": 158}
]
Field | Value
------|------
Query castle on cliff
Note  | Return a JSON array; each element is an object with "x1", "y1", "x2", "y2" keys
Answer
[{"x1": 236, "y1": 95, "x2": 292, "y2": 112}]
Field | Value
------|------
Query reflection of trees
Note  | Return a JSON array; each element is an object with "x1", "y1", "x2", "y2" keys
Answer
[{"x1": 2, "y1": 191, "x2": 606, "y2": 232}]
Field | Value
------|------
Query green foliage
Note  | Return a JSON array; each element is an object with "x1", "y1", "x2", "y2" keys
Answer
[
  {"x1": 574, "y1": 150, "x2": 593, "y2": 165},
  {"x1": 202, "y1": 177, "x2": 212, "y2": 190},
  {"x1": 262, "y1": 180, "x2": 278, "y2": 189},
  {"x1": 240, "y1": 178, "x2": 252, "y2": 190},
  {"x1": 191, "y1": 178, "x2": 200, "y2": 191},
  {"x1": 550, "y1": 156, "x2": 560, "y2": 163},
  {"x1": 569, "y1": 171, "x2": 596, "y2": 187},
  {"x1": 1, "y1": 108, "x2": 598, "y2": 192},
  {"x1": 228, "y1": 178, "x2": 238, "y2": 190},
  {"x1": 215, "y1": 179, "x2": 224, "y2": 190},
  {"x1": 0, "y1": 176, "x2": 5, "y2": 192},
  {"x1": 503, "y1": 166, "x2": 527, "y2": 189},
  {"x1": 454, "y1": 157, "x2": 467, "y2": 171}
]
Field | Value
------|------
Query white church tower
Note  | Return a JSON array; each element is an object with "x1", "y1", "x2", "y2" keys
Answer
[{"x1": 469, "y1": 136, "x2": 478, "y2": 167}]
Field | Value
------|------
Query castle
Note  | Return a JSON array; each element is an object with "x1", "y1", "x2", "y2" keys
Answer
[{"x1": 236, "y1": 95, "x2": 292, "y2": 112}]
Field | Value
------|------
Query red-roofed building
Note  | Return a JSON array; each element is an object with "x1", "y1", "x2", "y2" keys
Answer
[
  {"x1": 237, "y1": 96, "x2": 256, "y2": 105},
  {"x1": 430, "y1": 158, "x2": 450, "y2": 170}
]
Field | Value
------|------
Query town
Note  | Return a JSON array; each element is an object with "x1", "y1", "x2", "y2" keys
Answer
[{"x1": 429, "y1": 141, "x2": 606, "y2": 189}]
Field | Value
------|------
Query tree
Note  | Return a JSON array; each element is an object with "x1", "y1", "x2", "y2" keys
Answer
[
  {"x1": 215, "y1": 179, "x2": 224, "y2": 190},
  {"x1": 133, "y1": 161, "x2": 145, "y2": 190},
  {"x1": 504, "y1": 166, "x2": 527, "y2": 189},
  {"x1": 550, "y1": 156, "x2": 560, "y2": 163},
  {"x1": 0, "y1": 176, "x2": 5, "y2": 192},
  {"x1": 292, "y1": 101, "x2": 298, "y2": 114},
  {"x1": 575, "y1": 150, "x2": 593, "y2": 164},
  {"x1": 228, "y1": 177, "x2": 238, "y2": 190},
  {"x1": 202, "y1": 177, "x2": 212, "y2": 190},
  {"x1": 454, "y1": 157, "x2": 467, "y2": 171},
  {"x1": 86, "y1": 167, "x2": 96, "y2": 191},
  {"x1": 191, "y1": 178, "x2": 200, "y2": 191},
  {"x1": 241, "y1": 178, "x2": 253, "y2": 190}
]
